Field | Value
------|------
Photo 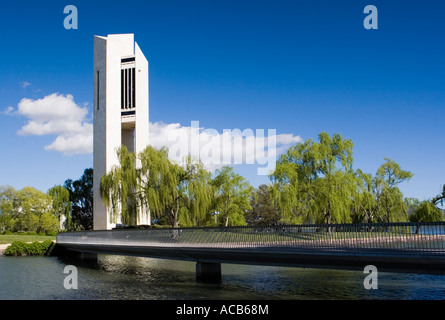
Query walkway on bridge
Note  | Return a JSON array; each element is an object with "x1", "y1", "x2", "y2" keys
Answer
[{"x1": 56, "y1": 222, "x2": 445, "y2": 280}]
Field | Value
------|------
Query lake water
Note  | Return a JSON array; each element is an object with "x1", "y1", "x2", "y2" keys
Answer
[{"x1": 1, "y1": 254, "x2": 445, "y2": 301}]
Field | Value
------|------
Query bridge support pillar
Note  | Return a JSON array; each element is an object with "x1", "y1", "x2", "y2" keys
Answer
[{"x1": 196, "y1": 262, "x2": 221, "y2": 282}]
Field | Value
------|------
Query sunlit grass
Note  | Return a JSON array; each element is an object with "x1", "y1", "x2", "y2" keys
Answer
[{"x1": 0, "y1": 234, "x2": 56, "y2": 245}]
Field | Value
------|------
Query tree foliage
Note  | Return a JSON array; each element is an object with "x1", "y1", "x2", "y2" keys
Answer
[
  {"x1": 247, "y1": 184, "x2": 280, "y2": 225},
  {"x1": 271, "y1": 132, "x2": 357, "y2": 224},
  {"x1": 64, "y1": 168, "x2": 93, "y2": 230},
  {"x1": 374, "y1": 158, "x2": 413, "y2": 222},
  {"x1": 0, "y1": 186, "x2": 59, "y2": 234},
  {"x1": 100, "y1": 146, "x2": 214, "y2": 228},
  {"x1": 270, "y1": 132, "x2": 414, "y2": 225},
  {"x1": 211, "y1": 166, "x2": 253, "y2": 226},
  {"x1": 0, "y1": 186, "x2": 19, "y2": 232},
  {"x1": 409, "y1": 201, "x2": 444, "y2": 223},
  {"x1": 48, "y1": 185, "x2": 72, "y2": 230},
  {"x1": 101, "y1": 146, "x2": 141, "y2": 226},
  {"x1": 352, "y1": 170, "x2": 377, "y2": 223},
  {"x1": 139, "y1": 146, "x2": 213, "y2": 228}
]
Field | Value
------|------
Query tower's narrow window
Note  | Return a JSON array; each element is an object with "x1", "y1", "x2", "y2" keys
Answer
[{"x1": 96, "y1": 70, "x2": 99, "y2": 110}]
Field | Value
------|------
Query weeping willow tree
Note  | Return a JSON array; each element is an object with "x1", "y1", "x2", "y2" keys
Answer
[
  {"x1": 270, "y1": 132, "x2": 356, "y2": 226},
  {"x1": 182, "y1": 155, "x2": 213, "y2": 226},
  {"x1": 100, "y1": 146, "x2": 141, "y2": 226},
  {"x1": 374, "y1": 158, "x2": 412, "y2": 223},
  {"x1": 310, "y1": 171, "x2": 357, "y2": 225},
  {"x1": 211, "y1": 166, "x2": 253, "y2": 227},
  {"x1": 270, "y1": 157, "x2": 303, "y2": 224},
  {"x1": 138, "y1": 146, "x2": 213, "y2": 228},
  {"x1": 352, "y1": 170, "x2": 378, "y2": 223}
]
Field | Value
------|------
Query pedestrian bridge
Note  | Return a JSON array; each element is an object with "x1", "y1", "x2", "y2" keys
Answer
[{"x1": 56, "y1": 222, "x2": 445, "y2": 280}]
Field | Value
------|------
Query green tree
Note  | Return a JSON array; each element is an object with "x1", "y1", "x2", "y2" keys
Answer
[
  {"x1": 269, "y1": 150, "x2": 302, "y2": 224},
  {"x1": 48, "y1": 185, "x2": 72, "y2": 230},
  {"x1": 247, "y1": 184, "x2": 281, "y2": 225},
  {"x1": 409, "y1": 201, "x2": 444, "y2": 234},
  {"x1": 181, "y1": 156, "x2": 213, "y2": 226},
  {"x1": 310, "y1": 170, "x2": 357, "y2": 225},
  {"x1": 15, "y1": 187, "x2": 57, "y2": 233},
  {"x1": 38, "y1": 212, "x2": 59, "y2": 234},
  {"x1": 211, "y1": 166, "x2": 253, "y2": 226},
  {"x1": 270, "y1": 132, "x2": 357, "y2": 225},
  {"x1": 0, "y1": 186, "x2": 19, "y2": 232},
  {"x1": 409, "y1": 201, "x2": 444, "y2": 223},
  {"x1": 376, "y1": 158, "x2": 413, "y2": 188},
  {"x1": 101, "y1": 146, "x2": 142, "y2": 226},
  {"x1": 352, "y1": 170, "x2": 378, "y2": 223},
  {"x1": 374, "y1": 158, "x2": 413, "y2": 222},
  {"x1": 64, "y1": 168, "x2": 93, "y2": 230},
  {"x1": 139, "y1": 146, "x2": 213, "y2": 228}
]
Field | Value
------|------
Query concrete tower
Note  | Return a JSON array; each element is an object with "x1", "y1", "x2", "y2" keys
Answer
[{"x1": 93, "y1": 34, "x2": 150, "y2": 230}]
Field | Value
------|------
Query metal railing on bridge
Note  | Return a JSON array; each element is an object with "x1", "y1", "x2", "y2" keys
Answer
[{"x1": 57, "y1": 222, "x2": 445, "y2": 256}]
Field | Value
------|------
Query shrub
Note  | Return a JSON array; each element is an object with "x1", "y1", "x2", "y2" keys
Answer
[
  {"x1": 41, "y1": 239, "x2": 56, "y2": 255},
  {"x1": 4, "y1": 240, "x2": 55, "y2": 256},
  {"x1": 26, "y1": 241, "x2": 43, "y2": 255},
  {"x1": 5, "y1": 241, "x2": 28, "y2": 256}
]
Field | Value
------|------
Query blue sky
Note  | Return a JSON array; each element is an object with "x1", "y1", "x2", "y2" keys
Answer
[{"x1": 0, "y1": 0, "x2": 444, "y2": 204}]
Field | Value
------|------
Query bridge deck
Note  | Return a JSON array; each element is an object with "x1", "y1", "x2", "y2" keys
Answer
[{"x1": 56, "y1": 222, "x2": 445, "y2": 275}]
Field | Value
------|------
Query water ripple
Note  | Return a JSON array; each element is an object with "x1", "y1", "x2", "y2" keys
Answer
[{"x1": 1, "y1": 255, "x2": 445, "y2": 300}]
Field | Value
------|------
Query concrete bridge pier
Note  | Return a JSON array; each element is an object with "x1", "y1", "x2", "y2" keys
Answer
[{"x1": 196, "y1": 262, "x2": 221, "y2": 282}]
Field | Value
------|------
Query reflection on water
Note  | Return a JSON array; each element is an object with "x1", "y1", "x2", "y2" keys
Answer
[{"x1": 1, "y1": 254, "x2": 445, "y2": 300}]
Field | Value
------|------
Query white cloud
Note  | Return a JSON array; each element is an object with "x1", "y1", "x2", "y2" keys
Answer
[
  {"x1": 16, "y1": 93, "x2": 92, "y2": 155},
  {"x1": 44, "y1": 131, "x2": 93, "y2": 154},
  {"x1": 14, "y1": 93, "x2": 303, "y2": 171},
  {"x1": 151, "y1": 121, "x2": 303, "y2": 175},
  {"x1": 149, "y1": 121, "x2": 188, "y2": 151}
]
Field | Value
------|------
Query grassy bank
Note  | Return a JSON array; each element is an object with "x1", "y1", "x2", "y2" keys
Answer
[{"x1": 0, "y1": 234, "x2": 56, "y2": 245}]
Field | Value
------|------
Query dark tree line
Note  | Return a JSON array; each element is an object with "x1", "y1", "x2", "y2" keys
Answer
[{"x1": 63, "y1": 168, "x2": 93, "y2": 230}]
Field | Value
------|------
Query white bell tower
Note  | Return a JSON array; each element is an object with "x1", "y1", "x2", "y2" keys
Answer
[{"x1": 93, "y1": 34, "x2": 150, "y2": 230}]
